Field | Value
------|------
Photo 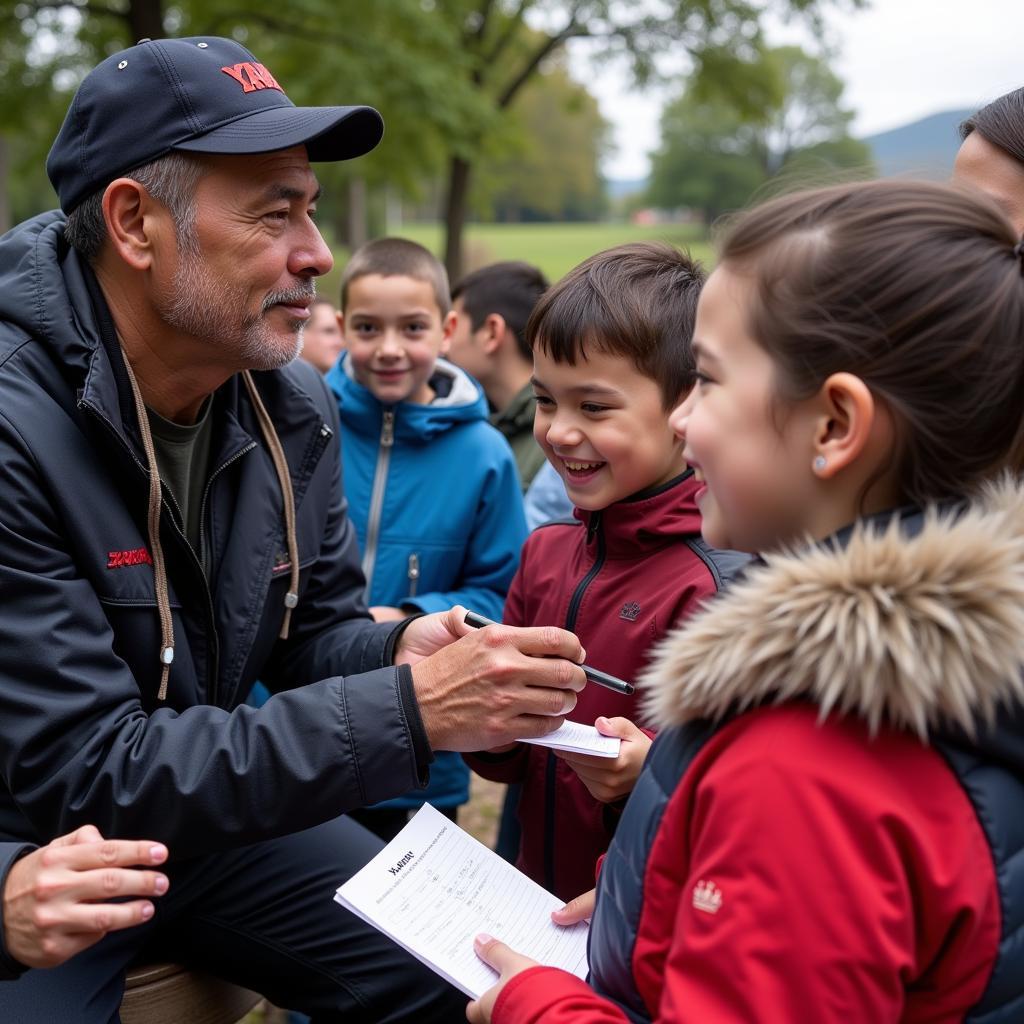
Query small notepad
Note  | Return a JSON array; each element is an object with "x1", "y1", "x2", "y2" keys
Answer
[
  {"x1": 334, "y1": 803, "x2": 589, "y2": 999},
  {"x1": 518, "y1": 719, "x2": 621, "y2": 758}
]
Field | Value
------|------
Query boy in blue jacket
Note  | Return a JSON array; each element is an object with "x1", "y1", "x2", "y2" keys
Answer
[{"x1": 326, "y1": 238, "x2": 527, "y2": 840}]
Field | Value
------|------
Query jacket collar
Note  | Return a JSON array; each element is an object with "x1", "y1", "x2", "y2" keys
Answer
[
  {"x1": 574, "y1": 470, "x2": 704, "y2": 559},
  {"x1": 490, "y1": 380, "x2": 535, "y2": 437},
  {"x1": 641, "y1": 476, "x2": 1024, "y2": 744}
]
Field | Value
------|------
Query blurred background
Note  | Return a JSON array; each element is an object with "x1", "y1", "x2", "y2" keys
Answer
[{"x1": 1, "y1": 0, "x2": 1022, "y2": 292}]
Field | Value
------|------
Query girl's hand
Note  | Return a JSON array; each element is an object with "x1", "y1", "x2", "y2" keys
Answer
[
  {"x1": 551, "y1": 887, "x2": 595, "y2": 926},
  {"x1": 555, "y1": 717, "x2": 652, "y2": 803},
  {"x1": 466, "y1": 934, "x2": 539, "y2": 1024}
]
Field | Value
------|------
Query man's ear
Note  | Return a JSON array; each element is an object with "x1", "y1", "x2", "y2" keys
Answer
[
  {"x1": 482, "y1": 313, "x2": 507, "y2": 356},
  {"x1": 811, "y1": 372, "x2": 882, "y2": 478},
  {"x1": 439, "y1": 309, "x2": 458, "y2": 356},
  {"x1": 101, "y1": 178, "x2": 168, "y2": 271}
]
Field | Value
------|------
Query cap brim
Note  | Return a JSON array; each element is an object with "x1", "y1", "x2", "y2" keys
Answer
[{"x1": 174, "y1": 104, "x2": 384, "y2": 161}]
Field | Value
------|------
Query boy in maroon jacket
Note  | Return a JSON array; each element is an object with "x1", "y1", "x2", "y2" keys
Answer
[{"x1": 465, "y1": 242, "x2": 747, "y2": 901}]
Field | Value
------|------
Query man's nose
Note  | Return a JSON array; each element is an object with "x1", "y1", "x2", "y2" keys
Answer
[{"x1": 289, "y1": 221, "x2": 333, "y2": 278}]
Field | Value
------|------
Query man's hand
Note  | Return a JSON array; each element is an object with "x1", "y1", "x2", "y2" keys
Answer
[
  {"x1": 466, "y1": 934, "x2": 539, "y2": 1024},
  {"x1": 3, "y1": 826, "x2": 169, "y2": 969},
  {"x1": 405, "y1": 607, "x2": 587, "y2": 751},
  {"x1": 555, "y1": 717, "x2": 652, "y2": 803},
  {"x1": 393, "y1": 606, "x2": 468, "y2": 666}
]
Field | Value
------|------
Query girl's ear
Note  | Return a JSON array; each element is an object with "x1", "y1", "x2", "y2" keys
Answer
[{"x1": 811, "y1": 372, "x2": 881, "y2": 478}]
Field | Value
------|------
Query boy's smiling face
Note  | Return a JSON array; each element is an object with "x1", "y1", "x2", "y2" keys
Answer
[
  {"x1": 532, "y1": 345, "x2": 687, "y2": 511},
  {"x1": 342, "y1": 274, "x2": 455, "y2": 405}
]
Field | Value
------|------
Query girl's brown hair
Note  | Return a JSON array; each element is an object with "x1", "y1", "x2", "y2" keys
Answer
[{"x1": 718, "y1": 179, "x2": 1024, "y2": 507}]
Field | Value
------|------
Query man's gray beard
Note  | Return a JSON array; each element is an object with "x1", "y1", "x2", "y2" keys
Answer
[{"x1": 162, "y1": 251, "x2": 314, "y2": 371}]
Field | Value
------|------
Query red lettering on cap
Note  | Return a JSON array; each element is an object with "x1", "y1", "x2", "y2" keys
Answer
[{"x1": 220, "y1": 62, "x2": 284, "y2": 94}]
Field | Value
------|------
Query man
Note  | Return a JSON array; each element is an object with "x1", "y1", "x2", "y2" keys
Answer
[
  {"x1": 299, "y1": 296, "x2": 345, "y2": 373},
  {"x1": 449, "y1": 261, "x2": 549, "y2": 489},
  {"x1": 0, "y1": 37, "x2": 584, "y2": 1021}
]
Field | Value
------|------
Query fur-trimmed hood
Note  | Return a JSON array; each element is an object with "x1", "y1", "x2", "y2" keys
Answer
[{"x1": 641, "y1": 477, "x2": 1024, "y2": 741}]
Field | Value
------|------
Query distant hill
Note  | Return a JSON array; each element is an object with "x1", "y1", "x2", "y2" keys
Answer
[
  {"x1": 606, "y1": 177, "x2": 647, "y2": 200},
  {"x1": 863, "y1": 109, "x2": 974, "y2": 180}
]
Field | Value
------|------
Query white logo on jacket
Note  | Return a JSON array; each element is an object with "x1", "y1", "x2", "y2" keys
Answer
[{"x1": 692, "y1": 879, "x2": 723, "y2": 914}]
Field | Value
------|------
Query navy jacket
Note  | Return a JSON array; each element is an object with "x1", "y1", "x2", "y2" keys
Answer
[{"x1": 0, "y1": 214, "x2": 432, "y2": 974}]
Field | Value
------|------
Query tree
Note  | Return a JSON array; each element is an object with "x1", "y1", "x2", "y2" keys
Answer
[
  {"x1": 432, "y1": 0, "x2": 864, "y2": 277},
  {"x1": 0, "y1": 0, "x2": 491, "y2": 236},
  {"x1": 647, "y1": 44, "x2": 873, "y2": 224},
  {"x1": 472, "y1": 55, "x2": 609, "y2": 223}
]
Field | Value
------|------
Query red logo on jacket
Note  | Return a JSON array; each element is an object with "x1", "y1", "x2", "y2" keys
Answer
[
  {"x1": 107, "y1": 547, "x2": 153, "y2": 569},
  {"x1": 220, "y1": 62, "x2": 284, "y2": 94}
]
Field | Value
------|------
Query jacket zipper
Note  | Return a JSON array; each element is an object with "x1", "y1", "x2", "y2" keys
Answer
[
  {"x1": 81, "y1": 400, "x2": 251, "y2": 707},
  {"x1": 407, "y1": 552, "x2": 420, "y2": 598},
  {"x1": 361, "y1": 409, "x2": 395, "y2": 597},
  {"x1": 544, "y1": 510, "x2": 606, "y2": 892}
]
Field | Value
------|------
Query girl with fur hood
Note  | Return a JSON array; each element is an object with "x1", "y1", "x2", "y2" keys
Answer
[{"x1": 464, "y1": 179, "x2": 1024, "y2": 1023}]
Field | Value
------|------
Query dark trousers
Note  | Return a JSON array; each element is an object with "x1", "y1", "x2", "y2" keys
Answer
[{"x1": 0, "y1": 815, "x2": 466, "y2": 1023}]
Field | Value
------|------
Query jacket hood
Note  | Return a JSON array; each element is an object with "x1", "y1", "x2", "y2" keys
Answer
[
  {"x1": 326, "y1": 353, "x2": 487, "y2": 443},
  {"x1": 0, "y1": 212, "x2": 100, "y2": 377},
  {"x1": 573, "y1": 470, "x2": 705, "y2": 558},
  {"x1": 641, "y1": 476, "x2": 1024, "y2": 746}
]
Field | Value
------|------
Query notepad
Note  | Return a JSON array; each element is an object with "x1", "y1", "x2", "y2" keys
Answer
[
  {"x1": 518, "y1": 719, "x2": 621, "y2": 758},
  {"x1": 334, "y1": 803, "x2": 589, "y2": 999}
]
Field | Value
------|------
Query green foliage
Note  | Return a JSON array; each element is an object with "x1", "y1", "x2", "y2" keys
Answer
[
  {"x1": 647, "y1": 42, "x2": 874, "y2": 223},
  {"x1": 470, "y1": 56, "x2": 610, "y2": 222}
]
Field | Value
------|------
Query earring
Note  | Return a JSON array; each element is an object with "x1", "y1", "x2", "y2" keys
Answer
[{"x1": 813, "y1": 455, "x2": 827, "y2": 472}]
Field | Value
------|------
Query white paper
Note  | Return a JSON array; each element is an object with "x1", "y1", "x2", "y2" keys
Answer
[
  {"x1": 518, "y1": 719, "x2": 621, "y2": 758},
  {"x1": 334, "y1": 803, "x2": 589, "y2": 999}
]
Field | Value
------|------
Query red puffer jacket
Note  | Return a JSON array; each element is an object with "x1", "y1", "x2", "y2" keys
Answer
[{"x1": 465, "y1": 470, "x2": 746, "y2": 901}]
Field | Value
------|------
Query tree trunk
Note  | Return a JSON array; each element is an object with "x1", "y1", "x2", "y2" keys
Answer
[
  {"x1": 443, "y1": 155, "x2": 471, "y2": 282},
  {"x1": 347, "y1": 176, "x2": 368, "y2": 251},
  {"x1": 0, "y1": 136, "x2": 10, "y2": 236},
  {"x1": 128, "y1": 0, "x2": 165, "y2": 41}
]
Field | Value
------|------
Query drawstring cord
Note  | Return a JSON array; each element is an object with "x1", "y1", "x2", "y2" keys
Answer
[
  {"x1": 242, "y1": 371, "x2": 300, "y2": 639},
  {"x1": 120, "y1": 350, "x2": 175, "y2": 701}
]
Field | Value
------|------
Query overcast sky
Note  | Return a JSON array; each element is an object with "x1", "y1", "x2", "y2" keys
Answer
[{"x1": 570, "y1": 0, "x2": 1024, "y2": 180}]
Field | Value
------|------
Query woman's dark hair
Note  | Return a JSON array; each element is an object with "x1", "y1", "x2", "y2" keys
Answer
[
  {"x1": 526, "y1": 242, "x2": 705, "y2": 410},
  {"x1": 718, "y1": 178, "x2": 1024, "y2": 507},
  {"x1": 960, "y1": 87, "x2": 1024, "y2": 166}
]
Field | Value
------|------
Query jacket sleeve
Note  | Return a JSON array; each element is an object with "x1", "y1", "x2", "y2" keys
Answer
[
  {"x1": 403, "y1": 433, "x2": 528, "y2": 619},
  {"x1": 493, "y1": 967, "x2": 630, "y2": 1024},
  {"x1": 0, "y1": 410, "x2": 427, "y2": 858},
  {"x1": 0, "y1": 842, "x2": 34, "y2": 981}
]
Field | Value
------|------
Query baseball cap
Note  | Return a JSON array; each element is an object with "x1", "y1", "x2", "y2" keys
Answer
[{"x1": 47, "y1": 36, "x2": 385, "y2": 214}]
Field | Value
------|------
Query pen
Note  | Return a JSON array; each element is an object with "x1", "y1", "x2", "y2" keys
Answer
[{"x1": 463, "y1": 610, "x2": 635, "y2": 695}]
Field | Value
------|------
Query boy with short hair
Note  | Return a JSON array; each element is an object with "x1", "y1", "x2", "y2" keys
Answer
[
  {"x1": 326, "y1": 237, "x2": 527, "y2": 840},
  {"x1": 466, "y1": 242, "x2": 747, "y2": 901},
  {"x1": 450, "y1": 261, "x2": 550, "y2": 490}
]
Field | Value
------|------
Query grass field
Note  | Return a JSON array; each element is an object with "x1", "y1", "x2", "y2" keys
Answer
[
  {"x1": 318, "y1": 220, "x2": 712, "y2": 298},
  {"x1": 401, "y1": 221, "x2": 713, "y2": 282}
]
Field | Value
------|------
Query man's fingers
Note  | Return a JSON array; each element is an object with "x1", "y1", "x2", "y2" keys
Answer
[
  {"x1": 490, "y1": 623, "x2": 586, "y2": 666},
  {"x1": 510, "y1": 713, "x2": 567, "y2": 740},
  {"x1": 551, "y1": 888, "x2": 595, "y2": 925},
  {"x1": 55, "y1": 898, "x2": 157, "y2": 934},
  {"x1": 50, "y1": 824, "x2": 104, "y2": 848},
  {"x1": 46, "y1": 839, "x2": 167, "y2": 872}
]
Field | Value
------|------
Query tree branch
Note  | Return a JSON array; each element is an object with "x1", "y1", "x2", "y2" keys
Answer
[
  {"x1": 495, "y1": 19, "x2": 588, "y2": 110},
  {"x1": 480, "y1": 0, "x2": 532, "y2": 66}
]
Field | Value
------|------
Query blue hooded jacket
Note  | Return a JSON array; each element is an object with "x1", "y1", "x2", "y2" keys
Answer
[{"x1": 327, "y1": 352, "x2": 527, "y2": 806}]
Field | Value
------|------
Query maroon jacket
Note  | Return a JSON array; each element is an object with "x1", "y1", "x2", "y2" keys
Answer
[{"x1": 466, "y1": 471, "x2": 746, "y2": 900}]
